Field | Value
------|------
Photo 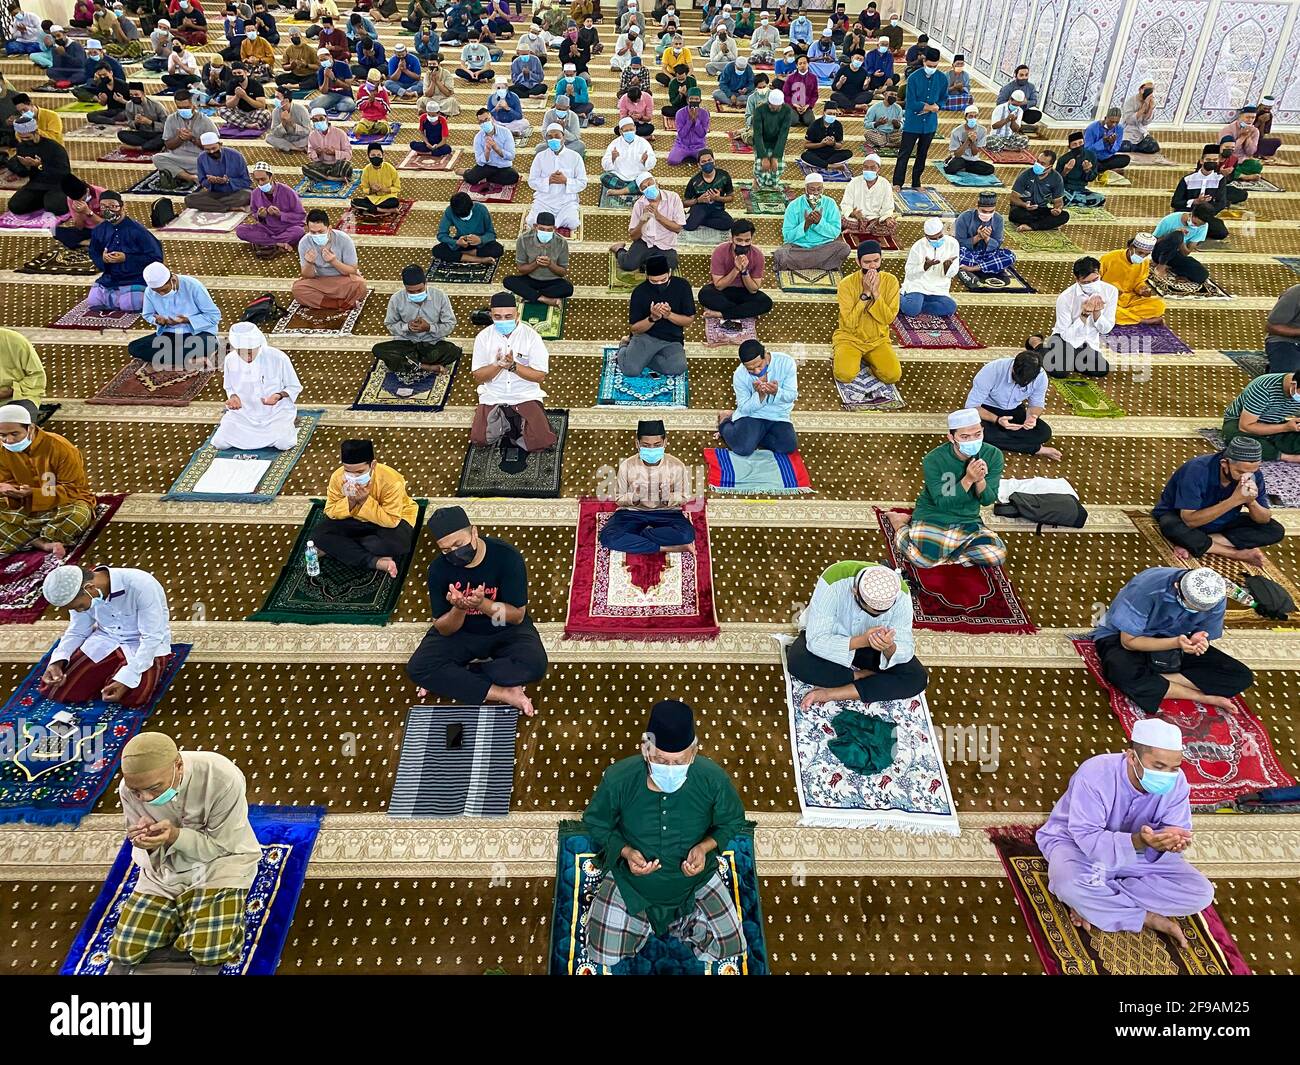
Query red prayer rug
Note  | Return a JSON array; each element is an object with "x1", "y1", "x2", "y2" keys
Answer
[
  {"x1": 890, "y1": 312, "x2": 984, "y2": 349},
  {"x1": 47, "y1": 298, "x2": 140, "y2": 330},
  {"x1": 875, "y1": 507, "x2": 1036, "y2": 634},
  {"x1": 86, "y1": 360, "x2": 214, "y2": 407},
  {"x1": 456, "y1": 180, "x2": 518, "y2": 203},
  {"x1": 726, "y1": 131, "x2": 754, "y2": 154},
  {"x1": 842, "y1": 223, "x2": 899, "y2": 251},
  {"x1": 564, "y1": 498, "x2": 720, "y2": 641},
  {"x1": 96, "y1": 147, "x2": 155, "y2": 164},
  {"x1": 986, "y1": 825, "x2": 1251, "y2": 975},
  {"x1": 0, "y1": 494, "x2": 126, "y2": 625},
  {"x1": 397, "y1": 148, "x2": 461, "y2": 171},
  {"x1": 1071, "y1": 637, "x2": 1295, "y2": 809},
  {"x1": 981, "y1": 147, "x2": 1036, "y2": 165},
  {"x1": 337, "y1": 199, "x2": 414, "y2": 236}
]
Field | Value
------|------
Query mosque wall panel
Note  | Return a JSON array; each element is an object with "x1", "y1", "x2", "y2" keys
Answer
[
  {"x1": 974, "y1": 0, "x2": 1010, "y2": 77},
  {"x1": 1040, "y1": 0, "x2": 1124, "y2": 122},
  {"x1": 1267, "y1": 10, "x2": 1300, "y2": 124},
  {"x1": 1185, "y1": 1, "x2": 1289, "y2": 123},
  {"x1": 1107, "y1": 2, "x2": 1211, "y2": 124},
  {"x1": 905, "y1": 0, "x2": 920, "y2": 21},
  {"x1": 1026, "y1": 0, "x2": 1065, "y2": 95},
  {"x1": 997, "y1": 0, "x2": 1035, "y2": 78},
  {"x1": 960, "y1": 0, "x2": 988, "y2": 56}
]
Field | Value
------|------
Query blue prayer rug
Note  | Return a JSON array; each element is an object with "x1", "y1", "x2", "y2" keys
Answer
[
  {"x1": 61, "y1": 804, "x2": 324, "y2": 975},
  {"x1": 1277, "y1": 257, "x2": 1300, "y2": 278},
  {"x1": 1223, "y1": 350, "x2": 1268, "y2": 378},
  {"x1": 935, "y1": 164, "x2": 1002, "y2": 188},
  {"x1": 596, "y1": 346, "x2": 688, "y2": 407},
  {"x1": 548, "y1": 820, "x2": 768, "y2": 975},
  {"x1": 161, "y1": 409, "x2": 324, "y2": 504},
  {"x1": 0, "y1": 643, "x2": 191, "y2": 825},
  {"x1": 893, "y1": 184, "x2": 957, "y2": 216},
  {"x1": 350, "y1": 359, "x2": 457, "y2": 412},
  {"x1": 349, "y1": 122, "x2": 402, "y2": 146},
  {"x1": 293, "y1": 169, "x2": 363, "y2": 199}
]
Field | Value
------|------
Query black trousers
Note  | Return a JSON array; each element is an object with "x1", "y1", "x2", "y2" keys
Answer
[
  {"x1": 119, "y1": 128, "x2": 165, "y2": 151},
  {"x1": 311, "y1": 516, "x2": 415, "y2": 570},
  {"x1": 1042, "y1": 336, "x2": 1109, "y2": 378},
  {"x1": 126, "y1": 330, "x2": 220, "y2": 367},
  {"x1": 372, "y1": 338, "x2": 462, "y2": 372},
  {"x1": 462, "y1": 162, "x2": 519, "y2": 187},
  {"x1": 979, "y1": 403, "x2": 1051, "y2": 454},
  {"x1": 787, "y1": 632, "x2": 928, "y2": 703},
  {"x1": 1203, "y1": 212, "x2": 1230, "y2": 241},
  {"x1": 698, "y1": 283, "x2": 773, "y2": 319},
  {"x1": 828, "y1": 89, "x2": 874, "y2": 110},
  {"x1": 1157, "y1": 251, "x2": 1208, "y2": 286},
  {"x1": 1155, "y1": 510, "x2": 1285, "y2": 558},
  {"x1": 406, "y1": 621, "x2": 549, "y2": 704},
  {"x1": 1096, "y1": 153, "x2": 1130, "y2": 173},
  {"x1": 1008, "y1": 203, "x2": 1069, "y2": 230},
  {"x1": 1095, "y1": 633, "x2": 1253, "y2": 715},
  {"x1": 1266, "y1": 339, "x2": 1300, "y2": 374},
  {"x1": 7, "y1": 184, "x2": 67, "y2": 216},
  {"x1": 802, "y1": 145, "x2": 853, "y2": 167},
  {"x1": 684, "y1": 202, "x2": 733, "y2": 231},
  {"x1": 892, "y1": 130, "x2": 934, "y2": 188},
  {"x1": 502, "y1": 274, "x2": 575, "y2": 301},
  {"x1": 943, "y1": 154, "x2": 995, "y2": 176},
  {"x1": 430, "y1": 239, "x2": 505, "y2": 262}
]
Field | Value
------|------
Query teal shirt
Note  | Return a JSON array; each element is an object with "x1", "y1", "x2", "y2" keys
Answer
[
  {"x1": 582, "y1": 754, "x2": 747, "y2": 934},
  {"x1": 782, "y1": 193, "x2": 842, "y2": 248},
  {"x1": 911, "y1": 440, "x2": 1004, "y2": 526},
  {"x1": 437, "y1": 201, "x2": 495, "y2": 249}
]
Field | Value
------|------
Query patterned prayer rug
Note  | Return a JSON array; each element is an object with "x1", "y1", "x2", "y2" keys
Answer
[
  {"x1": 124, "y1": 171, "x2": 198, "y2": 196},
  {"x1": 270, "y1": 293, "x2": 369, "y2": 336},
  {"x1": 17, "y1": 246, "x2": 98, "y2": 275},
  {"x1": 956, "y1": 265, "x2": 1034, "y2": 293},
  {"x1": 248, "y1": 498, "x2": 427, "y2": 625},
  {"x1": 456, "y1": 180, "x2": 517, "y2": 203},
  {"x1": 1126, "y1": 150, "x2": 1179, "y2": 167},
  {"x1": 890, "y1": 311, "x2": 984, "y2": 349},
  {"x1": 776, "y1": 267, "x2": 841, "y2": 293},
  {"x1": 548, "y1": 820, "x2": 767, "y2": 975},
  {"x1": 86, "y1": 360, "x2": 214, "y2": 406},
  {"x1": 1277, "y1": 257, "x2": 1300, "y2": 278},
  {"x1": 456, "y1": 410, "x2": 568, "y2": 498},
  {"x1": 597, "y1": 346, "x2": 688, "y2": 407},
  {"x1": 934, "y1": 164, "x2": 1001, "y2": 188},
  {"x1": 1050, "y1": 377, "x2": 1125, "y2": 418},
  {"x1": 0, "y1": 643, "x2": 191, "y2": 825},
  {"x1": 679, "y1": 225, "x2": 730, "y2": 247},
  {"x1": 161, "y1": 410, "x2": 324, "y2": 503},
  {"x1": 607, "y1": 252, "x2": 642, "y2": 292},
  {"x1": 1072, "y1": 637, "x2": 1295, "y2": 809},
  {"x1": 1064, "y1": 205, "x2": 1119, "y2": 223},
  {"x1": 1008, "y1": 228, "x2": 1082, "y2": 253},
  {"x1": 1199, "y1": 428, "x2": 1300, "y2": 507},
  {"x1": 876, "y1": 507, "x2": 1037, "y2": 633},
  {"x1": 564, "y1": 498, "x2": 720, "y2": 640},
  {"x1": 795, "y1": 159, "x2": 852, "y2": 182},
  {"x1": 47, "y1": 298, "x2": 140, "y2": 330},
  {"x1": 893, "y1": 185, "x2": 956, "y2": 216},
  {"x1": 1223, "y1": 349, "x2": 1268, "y2": 378},
  {"x1": 598, "y1": 185, "x2": 639, "y2": 209},
  {"x1": 0, "y1": 495, "x2": 125, "y2": 625},
  {"x1": 0, "y1": 210, "x2": 61, "y2": 233},
  {"x1": 704, "y1": 448, "x2": 812, "y2": 494},
  {"x1": 726, "y1": 130, "x2": 754, "y2": 154},
  {"x1": 216, "y1": 126, "x2": 263, "y2": 139},
  {"x1": 1148, "y1": 273, "x2": 1231, "y2": 300},
  {"x1": 521, "y1": 300, "x2": 564, "y2": 340},
  {"x1": 1232, "y1": 177, "x2": 1283, "y2": 193},
  {"x1": 986, "y1": 824, "x2": 1252, "y2": 976},
  {"x1": 292, "y1": 170, "x2": 362, "y2": 199},
  {"x1": 388, "y1": 705, "x2": 519, "y2": 818},
  {"x1": 833, "y1": 366, "x2": 905, "y2": 411},
  {"x1": 738, "y1": 183, "x2": 793, "y2": 215},
  {"x1": 1106, "y1": 322, "x2": 1193, "y2": 356},
  {"x1": 161, "y1": 208, "x2": 246, "y2": 234},
  {"x1": 1099, "y1": 170, "x2": 1132, "y2": 187},
  {"x1": 426, "y1": 258, "x2": 498, "y2": 285},
  {"x1": 349, "y1": 122, "x2": 402, "y2": 145},
  {"x1": 777, "y1": 634, "x2": 960, "y2": 833},
  {"x1": 62, "y1": 804, "x2": 323, "y2": 974},
  {"x1": 36, "y1": 404, "x2": 59, "y2": 427},
  {"x1": 981, "y1": 147, "x2": 1036, "y2": 164},
  {"x1": 350, "y1": 358, "x2": 456, "y2": 412},
  {"x1": 842, "y1": 224, "x2": 899, "y2": 251},
  {"x1": 703, "y1": 316, "x2": 757, "y2": 347},
  {"x1": 337, "y1": 199, "x2": 414, "y2": 236},
  {"x1": 96, "y1": 146, "x2": 154, "y2": 164},
  {"x1": 397, "y1": 148, "x2": 461, "y2": 171},
  {"x1": 64, "y1": 123, "x2": 115, "y2": 140}
]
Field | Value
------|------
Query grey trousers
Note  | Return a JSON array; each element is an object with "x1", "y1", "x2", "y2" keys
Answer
[
  {"x1": 615, "y1": 239, "x2": 679, "y2": 273},
  {"x1": 618, "y1": 333, "x2": 688, "y2": 376}
]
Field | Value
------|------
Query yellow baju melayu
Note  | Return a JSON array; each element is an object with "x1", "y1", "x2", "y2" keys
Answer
[
  {"x1": 1099, "y1": 248, "x2": 1165, "y2": 325},
  {"x1": 832, "y1": 269, "x2": 901, "y2": 384}
]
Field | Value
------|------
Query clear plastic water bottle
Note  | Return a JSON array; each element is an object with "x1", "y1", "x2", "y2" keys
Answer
[
  {"x1": 305, "y1": 540, "x2": 320, "y2": 578},
  {"x1": 1227, "y1": 580, "x2": 1257, "y2": 609}
]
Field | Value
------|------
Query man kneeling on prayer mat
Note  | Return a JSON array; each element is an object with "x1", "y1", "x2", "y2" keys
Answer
[
  {"x1": 889, "y1": 407, "x2": 1006, "y2": 569},
  {"x1": 1037, "y1": 717, "x2": 1213, "y2": 949},
  {"x1": 716, "y1": 340, "x2": 798, "y2": 457},
  {"x1": 1093, "y1": 566, "x2": 1253, "y2": 715},
  {"x1": 502, "y1": 211, "x2": 575, "y2": 307},
  {"x1": 1098, "y1": 231, "x2": 1165, "y2": 327},
  {"x1": 600, "y1": 419, "x2": 696, "y2": 555},
  {"x1": 127, "y1": 261, "x2": 222, "y2": 366},
  {"x1": 789, "y1": 561, "x2": 928, "y2": 711},
  {"x1": 580, "y1": 699, "x2": 748, "y2": 968},
  {"x1": 964, "y1": 341, "x2": 1060, "y2": 460},
  {"x1": 38, "y1": 562, "x2": 173, "y2": 707},
  {"x1": 375, "y1": 264, "x2": 461, "y2": 376},
  {"x1": 831, "y1": 240, "x2": 901, "y2": 384},
  {"x1": 1221, "y1": 371, "x2": 1300, "y2": 463},
  {"x1": 293, "y1": 209, "x2": 369, "y2": 310},
  {"x1": 0, "y1": 401, "x2": 95, "y2": 560},
  {"x1": 311, "y1": 439, "x2": 417, "y2": 578},
  {"x1": 1152, "y1": 434, "x2": 1283, "y2": 568},
  {"x1": 470, "y1": 291, "x2": 558, "y2": 453},
  {"x1": 184, "y1": 130, "x2": 252, "y2": 212},
  {"x1": 106, "y1": 731, "x2": 261, "y2": 973},
  {"x1": 211, "y1": 322, "x2": 301, "y2": 451},
  {"x1": 405, "y1": 504, "x2": 547, "y2": 718}
]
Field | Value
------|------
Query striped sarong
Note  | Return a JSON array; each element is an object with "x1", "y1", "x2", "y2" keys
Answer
[{"x1": 895, "y1": 518, "x2": 1007, "y2": 568}]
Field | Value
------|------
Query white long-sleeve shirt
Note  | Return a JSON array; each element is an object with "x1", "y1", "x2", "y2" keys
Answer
[
  {"x1": 472, "y1": 321, "x2": 550, "y2": 405},
  {"x1": 528, "y1": 146, "x2": 588, "y2": 215},
  {"x1": 52, "y1": 567, "x2": 173, "y2": 690},
  {"x1": 902, "y1": 234, "x2": 961, "y2": 296},
  {"x1": 1053, "y1": 279, "x2": 1118, "y2": 349},
  {"x1": 217, "y1": 346, "x2": 301, "y2": 450},
  {"x1": 802, "y1": 564, "x2": 915, "y2": 672},
  {"x1": 840, "y1": 174, "x2": 895, "y2": 221},
  {"x1": 601, "y1": 134, "x2": 656, "y2": 182}
]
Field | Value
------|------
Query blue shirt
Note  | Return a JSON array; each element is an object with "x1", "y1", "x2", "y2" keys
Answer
[
  {"x1": 804, "y1": 561, "x2": 915, "y2": 670},
  {"x1": 387, "y1": 51, "x2": 421, "y2": 84},
  {"x1": 719, "y1": 62, "x2": 755, "y2": 97},
  {"x1": 902, "y1": 66, "x2": 947, "y2": 134},
  {"x1": 510, "y1": 54, "x2": 542, "y2": 88},
  {"x1": 863, "y1": 48, "x2": 893, "y2": 79},
  {"x1": 732, "y1": 350, "x2": 798, "y2": 423},
  {"x1": 1152, "y1": 452, "x2": 1269, "y2": 532},
  {"x1": 1093, "y1": 566, "x2": 1225, "y2": 641},
  {"x1": 473, "y1": 122, "x2": 516, "y2": 166},
  {"x1": 955, "y1": 207, "x2": 1005, "y2": 251},
  {"x1": 317, "y1": 60, "x2": 354, "y2": 96},
  {"x1": 486, "y1": 88, "x2": 524, "y2": 125},
  {"x1": 965, "y1": 357, "x2": 1047, "y2": 412},
  {"x1": 1084, "y1": 119, "x2": 1125, "y2": 161},
  {"x1": 82, "y1": 52, "x2": 126, "y2": 83},
  {"x1": 88, "y1": 217, "x2": 163, "y2": 289},
  {"x1": 356, "y1": 40, "x2": 387, "y2": 71},
  {"x1": 196, "y1": 146, "x2": 251, "y2": 194},
  {"x1": 790, "y1": 17, "x2": 812, "y2": 44},
  {"x1": 142, "y1": 274, "x2": 222, "y2": 337}
]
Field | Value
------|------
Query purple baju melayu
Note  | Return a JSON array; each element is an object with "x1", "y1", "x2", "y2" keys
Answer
[
  {"x1": 234, "y1": 182, "x2": 307, "y2": 249},
  {"x1": 1036, "y1": 753, "x2": 1214, "y2": 933},
  {"x1": 667, "y1": 106, "x2": 710, "y2": 166}
]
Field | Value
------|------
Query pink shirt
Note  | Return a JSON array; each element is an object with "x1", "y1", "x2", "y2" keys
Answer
[
  {"x1": 709, "y1": 241, "x2": 765, "y2": 287},
  {"x1": 618, "y1": 92, "x2": 654, "y2": 122},
  {"x1": 307, "y1": 124, "x2": 352, "y2": 162},
  {"x1": 629, "y1": 189, "x2": 686, "y2": 251}
]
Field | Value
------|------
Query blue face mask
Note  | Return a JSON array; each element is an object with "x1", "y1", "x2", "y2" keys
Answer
[
  {"x1": 178, "y1": 107, "x2": 194, "y2": 119},
  {"x1": 480, "y1": 119, "x2": 494, "y2": 132},
  {"x1": 536, "y1": 228, "x2": 554, "y2": 243},
  {"x1": 408, "y1": 290, "x2": 428, "y2": 303},
  {"x1": 345, "y1": 471, "x2": 372, "y2": 488},
  {"x1": 929, "y1": 238, "x2": 944, "y2": 248},
  {"x1": 1031, "y1": 162, "x2": 1046, "y2": 175},
  {"x1": 957, "y1": 439, "x2": 982, "y2": 457},
  {"x1": 1137, "y1": 761, "x2": 1180, "y2": 796},
  {"x1": 850, "y1": 58, "x2": 862, "y2": 69},
  {"x1": 643, "y1": 185, "x2": 659, "y2": 200},
  {"x1": 648, "y1": 760, "x2": 689, "y2": 793},
  {"x1": 493, "y1": 319, "x2": 517, "y2": 336},
  {"x1": 272, "y1": 98, "x2": 282, "y2": 109},
  {"x1": 863, "y1": 169, "x2": 878, "y2": 181},
  {"x1": 3, "y1": 436, "x2": 31, "y2": 453},
  {"x1": 878, "y1": 43, "x2": 888, "y2": 52},
  {"x1": 1188, "y1": 223, "x2": 1208, "y2": 243},
  {"x1": 257, "y1": 181, "x2": 273, "y2": 193},
  {"x1": 701, "y1": 161, "x2": 715, "y2": 174},
  {"x1": 923, "y1": 65, "x2": 936, "y2": 76},
  {"x1": 965, "y1": 117, "x2": 977, "y2": 127},
  {"x1": 547, "y1": 137, "x2": 563, "y2": 151},
  {"x1": 145, "y1": 766, "x2": 179, "y2": 807},
  {"x1": 622, "y1": 130, "x2": 636, "y2": 143},
  {"x1": 312, "y1": 120, "x2": 328, "y2": 132},
  {"x1": 311, "y1": 232, "x2": 329, "y2": 246},
  {"x1": 639, "y1": 445, "x2": 665, "y2": 464}
]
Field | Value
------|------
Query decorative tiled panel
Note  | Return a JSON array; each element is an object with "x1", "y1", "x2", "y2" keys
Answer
[
  {"x1": 1042, "y1": 0, "x2": 1124, "y2": 122},
  {"x1": 1268, "y1": 8, "x2": 1300, "y2": 124},
  {"x1": 1026, "y1": 0, "x2": 1065, "y2": 90},
  {"x1": 1109, "y1": 2, "x2": 1214, "y2": 124},
  {"x1": 975, "y1": 0, "x2": 1009, "y2": 76},
  {"x1": 1186, "y1": 1, "x2": 1289, "y2": 123},
  {"x1": 960, "y1": 0, "x2": 988, "y2": 56},
  {"x1": 997, "y1": 0, "x2": 1034, "y2": 79}
]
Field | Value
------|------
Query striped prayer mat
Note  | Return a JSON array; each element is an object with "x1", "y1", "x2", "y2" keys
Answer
[
  {"x1": 596, "y1": 346, "x2": 688, "y2": 407},
  {"x1": 350, "y1": 359, "x2": 456, "y2": 412},
  {"x1": 162, "y1": 409, "x2": 324, "y2": 503},
  {"x1": 703, "y1": 447, "x2": 812, "y2": 494},
  {"x1": 388, "y1": 705, "x2": 519, "y2": 818},
  {"x1": 456, "y1": 410, "x2": 568, "y2": 498},
  {"x1": 1050, "y1": 377, "x2": 1125, "y2": 418}
]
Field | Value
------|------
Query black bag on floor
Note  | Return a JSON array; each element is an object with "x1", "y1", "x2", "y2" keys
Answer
[
  {"x1": 1243, "y1": 574, "x2": 1296, "y2": 620},
  {"x1": 241, "y1": 291, "x2": 290, "y2": 325},
  {"x1": 149, "y1": 197, "x2": 176, "y2": 229},
  {"x1": 992, "y1": 492, "x2": 1088, "y2": 531}
]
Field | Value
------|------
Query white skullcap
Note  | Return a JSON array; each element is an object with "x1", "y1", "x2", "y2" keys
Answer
[
  {"x1": 735, "y1": 55, "x2": 748, "y2": 67},
  {"x1": 637, "y1": 170, "x2": 655, "y2": 184},
  {"x1": 50, "y1": 24, "x2": 64, "y2": 32},
  {"x1": 821, "y1": 26, "x2": 832, "y2": 35},
  {"x1": 251, "y1": 159, "x2": 273, "y2": 173},
  {"x1": 1010, "y1": 89, "x2": 1026, "y2": 103},
  {"x1": 425, "y1": 99, "x2": 441, "y2": 113},
  {"x1": 394, "y1": 42, "x2": 407, "y2": 52},
  {"x1": 1133, "y1": 231, "x2": 1156, "y2": 251},
  {"x1": 228, "y1": 321, "x2": 266, "y2": 350},
  {"x1": 964, "y1": 104, "x2": 979, "y2": 115},
  {"x1": 563, "y1": 62, "x2": 576, "y2": 71},
  {"x1": 86, "y1": 38, "x2": 103, "y2": 49},
  {"x1": 156, "y1": 18, "x2": 168, "y2": 27},
  {"x1": 783, "y1": 46, "x2": 793, "y2": 54},
  {"x1": 199, "y1": 131, "x2": 220, "y2": 146},
  {"x1": 947, "y1": 407, "x2": 980, "y2": 429},
  {"x1": 13, "y1": 117, "x2": 36, "y2": 134},
  {"x1": 1179, "y1": 567, "x2": 1226, "y2": 611},
  {"x1": 804, "y1": 171, "x2": 824, "y2": 184},
  {"x1": 768, "y1": 88, "x2": 784, "y2": 105},
  {"x1": 1262, "y1": 95, "x2": 1276, "y2": 106},
  {"x1": 856, "y1": 565, "x2": 901, "y2": 612},
  {"x1": 546, "y1": 121, "x2": 563, "y2": 132},
  {"x1": 142, "y1": 261, "x2": 171, "y2": 289},
  {"x1": 864, "y1": 153, "x2": 882, "y2": 165},
  {"x1": 317, "y1": 47, "x2": 330, "y2": 55},
  {"x1": 923, "y1": 216, "x2": 944, "y2": 236},
  {"x1": 618, "y1": 116, "x2": 635, "y2": 127},
  {"x1": 0, "y1": 402, "x2": 33, "y2": 425},
  {"x1": 310, "y1": 106, "x2": 327, "y2": 116},
  {"x1": 1132, "y1": 717, "x2": 1183, "y2": 751},
  {"x1": 42, "y1": 565, "x2": 86, "y2": 609}
]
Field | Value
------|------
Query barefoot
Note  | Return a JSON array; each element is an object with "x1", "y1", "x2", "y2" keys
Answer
[
  {"x1": 416, "y1": 686, "x2": 429, "y2": 699},
  {"x1": 1016, "y1": 224, "x2": 1031, "y2": 232},
  {"x1": 374, "y1": 556, "x2": 398, "y2": 578},
  {"x1": 1144, "y1": 911, "x2": 1189, "y2": 951},
  {"x1": 1036, "y1": 445, "x2": 1063, "y2": 461},
  {"x1": 716, "y1": 409, "x2": 732, "y2": 427},
  {"x1": 495, "y1": 684, "x2": 536, "y2": 716},
  {"x1": 419, "y1": 363, "x2": 443, "y2": 376},
  {"x1": 609, "y1": 242, "x2": 625, "y2": 255},
  {"x1": 539, "y1": 295, "x2": 561, "y2": 307},
  {"x1": 1202, "y1": 694, "x2": 1240, "y2": 715},
  {"x1": 800, "y1": 687, "x2": 831, "y2": 710},
  {"x1": 1067, "y1": 906, "x2": 1093, "y2": 934},
  {"x1": 1237, "y1": 547, "x2": 1267, "y2": 568},
  {"x1": 276, "y1": 242, "x2": 293, "y2": 254},
  {"x1": 1170, "y1": 545, "x2": 1191, "y2": 561},
  {"x1": 884, "y1": 509, "x2": 908, "y2": 532},
  {"x1": 702, "y1": 309, "x2": 723, "y2": 319}
]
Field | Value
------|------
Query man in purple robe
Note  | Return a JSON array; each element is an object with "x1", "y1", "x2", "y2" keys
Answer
[
  {"x1": 1036, "y1": 717, "x2": 1214, "y2": 949},
  {"x1": 667, "y1": 89, "x2": 709, "y2": 166},
  {"x1": 235, "y1": 160, "x2": 307, "y2": 257}
]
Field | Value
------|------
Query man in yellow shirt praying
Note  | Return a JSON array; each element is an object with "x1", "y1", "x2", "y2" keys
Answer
[
  {"x1": 312, "y1": 438, "x2": 418, "y2": 578},
  {"x1": 1098, "y1": 231, "x2": 1165, "y2": 326}
]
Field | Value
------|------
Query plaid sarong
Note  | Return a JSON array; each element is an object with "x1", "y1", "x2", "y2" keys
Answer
[
  {"x1": 109, "y1": 887, "x2": 248, "y2": 967},
  {"x1": 959, "y1": 246, "x2": 1016, "y2": 275},
  {"x1": 895, "y1": 518, "x2": 1006, "y2": 568},
  {"x1": 585, "y1": 872, "x2": 745, "y2": 968},
  {"x1": 0, "y1": 501, "x2": 94, "y2": 555}
]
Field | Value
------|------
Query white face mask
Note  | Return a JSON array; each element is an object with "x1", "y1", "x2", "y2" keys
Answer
[{"x1": 1129, "y1": 252, "x2": 1146, "y2": 265}]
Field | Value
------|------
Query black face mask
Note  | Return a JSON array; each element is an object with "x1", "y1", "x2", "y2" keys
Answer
[
  {"x1": 1201, "y1": 162, "x2": 1216, "y2": 172},
  {"x1": 445, "y1": 541, "x2": 476, "y2": 567}
]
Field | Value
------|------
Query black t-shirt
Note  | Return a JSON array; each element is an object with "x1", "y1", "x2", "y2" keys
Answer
[
  {"x1": 684, "y1": 168, "x2": 733, "y2": 202},
  {"x1": 426, "y1": 535, "x2": 529, "y2": 636},
  {"x1": 233, "y1": 77, "x2": 265, "y2": 111},
  {"x1": 833, "y1": 64, "x2": 867, "y2": 95},
  {"x1": 629, "y1": 276, "x2": 696, "y2": 343},
  {"x1": 807, "y1": 117, "x2": 844, "y2": 144}
]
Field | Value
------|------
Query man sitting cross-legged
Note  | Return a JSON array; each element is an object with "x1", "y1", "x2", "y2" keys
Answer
[
  {"x1": 310, "y1": 438, "x2": 418, "y2": 578},
  {"x1": 600, "y1": 419, "x2": 697, "y2": 556}
]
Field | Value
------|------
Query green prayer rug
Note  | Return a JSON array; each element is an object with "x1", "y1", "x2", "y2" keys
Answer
[
  {"x1": 55, "y1": 101, "x2": 99, "y2": 113},
  {"x1": 1009, "y1": 228, "x2": 1082, "y2": 253},
  {"x1": 456, "y1": 410, "x2": 568, "y2": 498},
  {"x1": 738, "y1": 182, "x2": 792, "y2": 215},
  {"x1": 1050, "y1": 377, "x2": 1126, "y2": 418},
  {"x1": 608, "y1": 253, "x2": 642, "y2": 292},
  {"x1": 521, "y1": 300, "x2": 565, "y2": 339},
  {"x1": 248, "y1": 499, "x2": 427, "y2": 625},
  {"x1": 1064, "y1": 205, "x2": 1119, "y2": 223}
]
